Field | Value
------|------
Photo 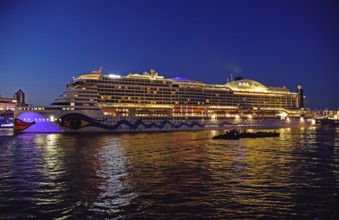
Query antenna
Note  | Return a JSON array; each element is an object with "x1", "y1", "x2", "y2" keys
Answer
[{"x1": 231, "y1": 74, "x2": 233, "y2": 81}]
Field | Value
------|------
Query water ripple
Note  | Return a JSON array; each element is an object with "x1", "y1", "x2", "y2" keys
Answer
[{"x1": 0, "y1": 127, "x2": 338, "y2": 219}]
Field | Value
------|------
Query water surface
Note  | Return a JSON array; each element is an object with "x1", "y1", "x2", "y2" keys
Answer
[{"x1": 0, "y1": 127, "x2": 338, "y2": 219}]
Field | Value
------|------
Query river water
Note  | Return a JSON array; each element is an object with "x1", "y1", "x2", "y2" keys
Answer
[{"x1": 0, "y1": 126, "x2": 338, "y2": 219}]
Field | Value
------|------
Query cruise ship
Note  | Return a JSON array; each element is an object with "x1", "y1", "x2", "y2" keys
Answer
[{"x1": 14, "y1": 68, "x2": 314, "y2": 132}]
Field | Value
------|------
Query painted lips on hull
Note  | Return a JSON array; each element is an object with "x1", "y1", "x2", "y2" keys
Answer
[{"x1": 14, "y1": 118, "x2": 35, "y2": 131}]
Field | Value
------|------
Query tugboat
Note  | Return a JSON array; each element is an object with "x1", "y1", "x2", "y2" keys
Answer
[{"x1": 212, "y1": 129, "x2": 279, "y2": 140}]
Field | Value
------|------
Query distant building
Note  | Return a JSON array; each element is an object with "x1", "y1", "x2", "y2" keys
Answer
[
  {"x1": 0, "y1": 89, "x2": 27, "y2": 111},
  {"x1": 0, "y1": 98, "x2": 16, "y2": 111},
  {"x1": 297, "y1": 85, "x2": 308, "y2": 110},
  {"x1": 13, "y1": 89, "x2": 26, "y2": 107}
]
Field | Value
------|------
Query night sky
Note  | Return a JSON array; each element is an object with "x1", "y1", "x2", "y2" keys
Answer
[{"x1": 1, "y1": 0, "x2": 338, "y2": 109}]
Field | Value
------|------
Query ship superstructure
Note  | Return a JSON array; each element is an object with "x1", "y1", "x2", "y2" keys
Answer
[{"x1": 14, "y1": 68, "x2": 313, "y2": 132}]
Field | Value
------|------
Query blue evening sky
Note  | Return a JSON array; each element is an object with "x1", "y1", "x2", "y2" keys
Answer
[{"x1": 1, "y1": 0, "x2": 338, "y2": 109}]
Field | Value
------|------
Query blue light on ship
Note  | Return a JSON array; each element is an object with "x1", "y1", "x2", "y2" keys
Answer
[{"x1": 17, "y1": 112, "x2": 61, "y2": 133}]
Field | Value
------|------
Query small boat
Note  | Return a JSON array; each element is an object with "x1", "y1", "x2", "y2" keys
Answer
[
  {"x1": 212, "y1": 129, "x2": 279, "y2": 140},
  {"x1": 0, "y1": 116, "x2": 14, "y2": 128},
  {"x1": 0, "y1": 123, "x2": 14, "y2": 128},
  {"x1": 315, "y1": 118, "x2": 339, "y2": 126}
]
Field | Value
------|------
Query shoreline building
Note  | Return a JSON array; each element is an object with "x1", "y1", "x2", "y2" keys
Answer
[
  {"x1": 0, "y1": 89, "x2": 26, "y2": 111},
  {"x1": 0, "y1": 89, "x2": 26, "y2": 127}
]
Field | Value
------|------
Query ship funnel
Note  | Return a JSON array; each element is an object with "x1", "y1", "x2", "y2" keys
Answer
[{"x1": 93, "y1": 67, "x2": 103, "y2": 74}]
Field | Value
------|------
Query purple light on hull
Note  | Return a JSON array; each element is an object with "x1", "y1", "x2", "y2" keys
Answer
[{"x1": 17, "y1": 112, "x2": 61, "y2": 133}]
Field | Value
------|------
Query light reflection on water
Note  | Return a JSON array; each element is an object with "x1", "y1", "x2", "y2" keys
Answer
[{"x1": 0, "y1": 127, "x2": 338, "y2": 219}]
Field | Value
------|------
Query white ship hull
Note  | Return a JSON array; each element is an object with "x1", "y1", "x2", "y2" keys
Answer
[{"x1": 14, "y1": 108, "x2": 315, "y2": 133}]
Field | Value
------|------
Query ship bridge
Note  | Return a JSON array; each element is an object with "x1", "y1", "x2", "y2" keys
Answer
[{"x1": 76, "y1": 67, "x2": 102, "y2": 80}]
